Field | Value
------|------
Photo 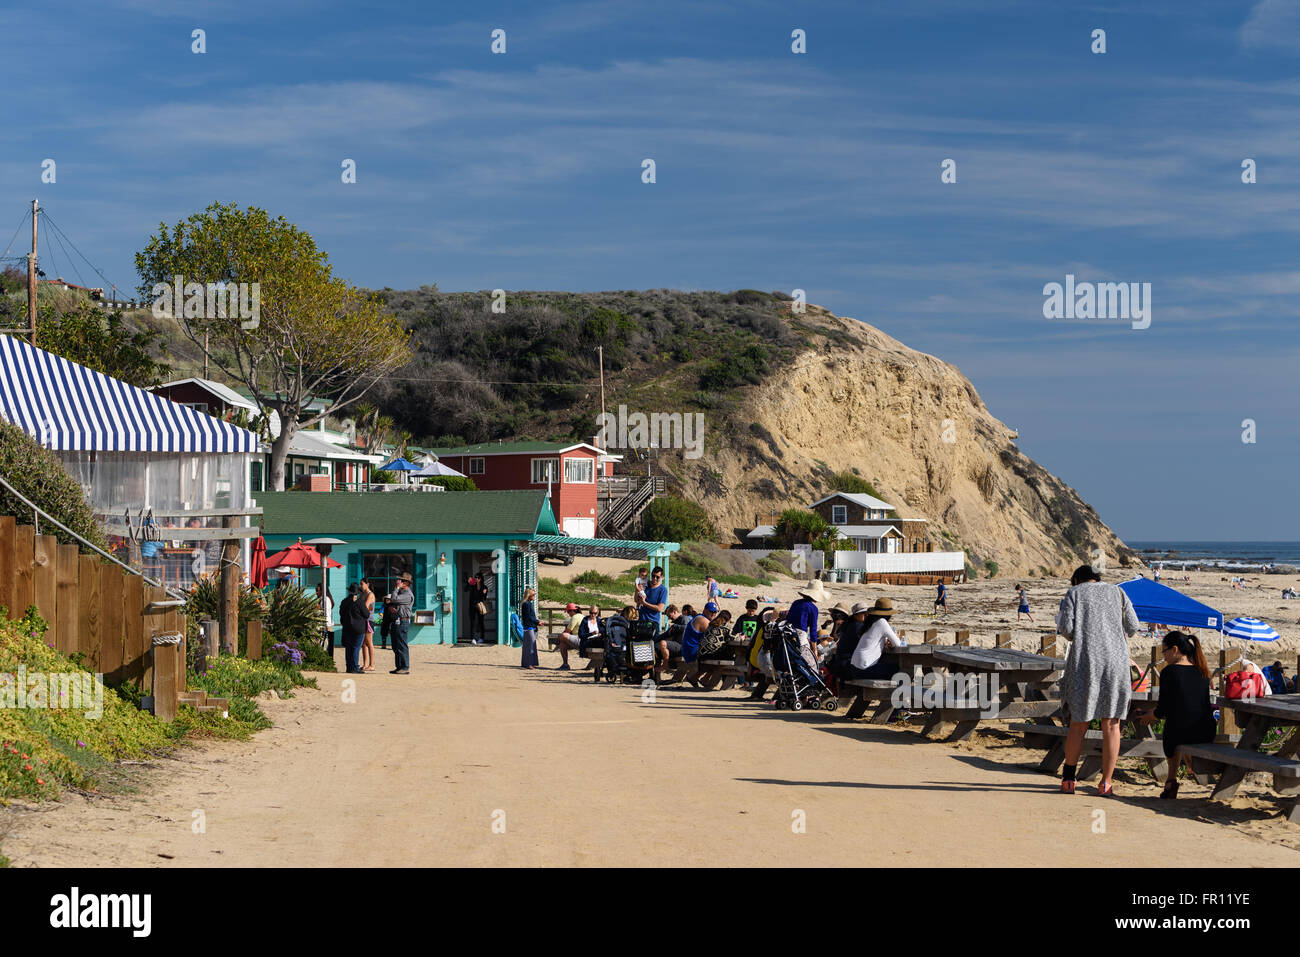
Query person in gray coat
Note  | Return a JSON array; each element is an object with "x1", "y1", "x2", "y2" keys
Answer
[{"x1": 1055, "y1": 564, "x2": 1140, "y2": 796}]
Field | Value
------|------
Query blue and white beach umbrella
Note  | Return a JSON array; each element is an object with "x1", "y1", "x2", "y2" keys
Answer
[{"x1": 1223, "y1": 616, "x2": 1281, "y2": 643}]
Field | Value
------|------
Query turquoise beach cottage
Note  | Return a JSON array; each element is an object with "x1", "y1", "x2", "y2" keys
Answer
[{"x1": 255, "y1": 489, "x2": 677, "y2": 645}]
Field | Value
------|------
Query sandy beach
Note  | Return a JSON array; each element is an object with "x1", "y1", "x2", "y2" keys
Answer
[
  {"x1": 551, "y1": 561, "x2": 1300, "y2": 664},
  {"x1": 3, "y1": 568, "x2": 1300, "y2": 867}
]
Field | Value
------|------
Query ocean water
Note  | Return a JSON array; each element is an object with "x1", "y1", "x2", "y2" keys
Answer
[{"x1": 1128, "y1": 541, "x2": 1300, "y2": 570}]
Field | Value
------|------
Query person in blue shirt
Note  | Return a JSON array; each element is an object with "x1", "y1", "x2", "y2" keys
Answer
[
  {"x1": 935, "y1": 581, "x2": 948, "y2": 614},
  {"x1": 679, "y1": 602, "x2": 718, "y2": 688},
  {"x1": 785, "y1": 580, "x2": 826, "y2": 650},
  {"x1": 637, "y1": 566, "x2": 668, "y2": 632}
]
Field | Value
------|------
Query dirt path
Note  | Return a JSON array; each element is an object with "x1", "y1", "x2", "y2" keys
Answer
[{"x1": 4, "y1": 643, "x2": 1299, "y2": 867}]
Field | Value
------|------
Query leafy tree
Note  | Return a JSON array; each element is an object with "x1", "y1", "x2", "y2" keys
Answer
[
  {"x1": 640, "y1": 495, "x2": 716, "y2": 543},
  {"x1": 0, "y1": 420, "x2": 107, "y2": 553},
  {"x1": 134, "y1": 203, "x2": 412, "y2": 490},
  {"x1": 35, "y1": 303, "x2": 167, "y2": 388}
]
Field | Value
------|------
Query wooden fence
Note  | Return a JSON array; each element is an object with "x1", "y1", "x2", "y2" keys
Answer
[{"x1": 0, "y1": 515, "x2": 186, "y2": 713}]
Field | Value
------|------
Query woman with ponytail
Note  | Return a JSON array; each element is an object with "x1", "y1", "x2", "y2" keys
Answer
[{"x1": 1138, "y1": 630, "x2": 1217, "y2": 799}]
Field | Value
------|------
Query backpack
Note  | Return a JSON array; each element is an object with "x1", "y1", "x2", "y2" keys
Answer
[
  {"x1": 1225, "y1": 670, "x2": 1266, "y2": 700},
  {"x1": 697, "y1": 625, "x2": 728, "y2": 659},
  {"x1": 509, "y1": 612, "x2": 524, "y2": 640}
]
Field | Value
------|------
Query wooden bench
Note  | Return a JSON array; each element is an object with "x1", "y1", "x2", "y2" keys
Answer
[
  {"x1": 1177, "y1": 743, "x2": 1300, "y2": 822},
  {"x1": 840, "y1": 679, "x2": 899, "y2": 724},
  {"x1": 1009, "y1": 722, "x2": 1168, "y2": 780}
]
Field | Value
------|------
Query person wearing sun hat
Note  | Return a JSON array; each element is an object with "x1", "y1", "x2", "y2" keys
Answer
[
  {"x1": 786, "y1": 579, "x2": 828, "y2": 648},
  {"x1": 842, "y1": 598, "x2": 904, "y2": 681}
]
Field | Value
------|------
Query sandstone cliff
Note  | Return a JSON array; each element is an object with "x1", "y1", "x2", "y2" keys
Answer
[{"x1": 655, "y1": 305, "x2": 1138, "y2": 577}]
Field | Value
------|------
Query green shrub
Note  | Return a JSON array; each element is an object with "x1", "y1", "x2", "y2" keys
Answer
[
  {"x1": 421, "y1": 475, "x2": 478, "y2": 491},
  {"x1": 640, "y1": 495, "x2": 716, "y2": 543},
  {"x1": 0, "y1": 419, "x2": 108, "y2": 553},
  {"x1": 984, "y1": 559, "x2": 999, "y2": 579}
]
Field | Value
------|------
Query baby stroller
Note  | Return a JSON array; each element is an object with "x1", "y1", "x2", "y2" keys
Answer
[
  {"x1": 626, "y1": 619, "x2": 659, "y2": 683},
  {"x1": 600, "y1": 613, "x2": 631, "y2": 683},
  {"x1": 765, "y1": 620, "x2": 838, "y2": 712}
]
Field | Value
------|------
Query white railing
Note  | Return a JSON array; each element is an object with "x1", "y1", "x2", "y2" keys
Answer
[{"x1": 833, "y1": 550, "x2": 966, "y2": 573}]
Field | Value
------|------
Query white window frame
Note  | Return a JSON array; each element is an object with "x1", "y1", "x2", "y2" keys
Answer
[
  {"x1": 831, "y1": 505, "x2": 847, "y2": 525},
  {"x1": 531, "y1": 457, "x2": 560, "y2": 484},
  {"x1": 469, "y1": 457, "x2": 485, "y2": 475},
  {"x1": 563, "y1": 457, "x2": 594, "y2": 484}
]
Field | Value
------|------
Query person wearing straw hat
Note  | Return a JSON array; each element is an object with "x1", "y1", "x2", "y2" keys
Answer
[
  {"x1": 842, "y1": 598, "x2": 904, "y2": 681},
  {"x1": 787, "y1": 579, "x2": 828, "y2": 648}
]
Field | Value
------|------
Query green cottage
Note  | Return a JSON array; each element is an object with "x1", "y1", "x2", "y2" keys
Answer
[{"x1": 255, "y1": 490, "x2": 678, "y2": 645}]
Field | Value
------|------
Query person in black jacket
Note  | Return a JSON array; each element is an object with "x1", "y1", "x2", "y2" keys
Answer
[
  {"x1": 1137, "y1": 631, "x2": 1216, "y2": 799},
  {"x1": 338, "y1": 583, "x2": 371, "y2": 675}
]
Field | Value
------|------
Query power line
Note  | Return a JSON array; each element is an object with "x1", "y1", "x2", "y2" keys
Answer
[
  {"x1": 39, "y1": 208, "x2": 126, "y2": 297},
  {"x1": 0, "y1": 209, "x2": 29, "y2": 261}
]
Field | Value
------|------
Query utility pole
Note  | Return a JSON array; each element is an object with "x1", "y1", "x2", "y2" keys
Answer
[
  {"x1": 27, "y1": 200, "x2": 38, "y2": 344},
  {"x1": 597, "y1": 345, "x2": 608, "y2": 530},
  {"x1": 203, "y1": 330, "x2": 210, "y2": 378}
]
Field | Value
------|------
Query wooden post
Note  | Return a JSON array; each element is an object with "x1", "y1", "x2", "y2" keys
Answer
[
  {"x1": 246, "y1": 619, "x2": 262, "y2": 660},
  {"x1": 0, "y1": 515, "x2": 14, "y2": 617},
  {"x1": 994, "y1": 631, "x2": 1011, "y2": 648},
  {"x1": 153, "y1": 637, "x2": 178, "y2": 722},
  {"x1": 219, "y1": 515, "x2": 239, "y2": 657},
  {"x1": 924, "y1": 628, "x2": 938, "y2": 645},
  {"x1": 77, "y1": 554, "x2": 101, "y2": 671},
  {"x1": 13, "y1": 522, "x2": 35, "y2": 616},
  {"x1": 33, "y1": 534, "x2": 56, "y2": 630},
  {"x1": 124, "y1": 575, "x2": 145, "y2": 687},
  {"x1": 1150, "y1": 644, "x2": 1160, "y2": 688},
  {"x1": 100, "y1": 570, "x2": 124, "y2": 685},
  {"x1": 55, "y1": 544, "x2": 78, "y2": 655},
  {"x1": 1039, "y1": 633, "x2": 1058, "y2": 657},
  {"x1": 955, "y1": 630, "x2": 971, "y2": 646}
]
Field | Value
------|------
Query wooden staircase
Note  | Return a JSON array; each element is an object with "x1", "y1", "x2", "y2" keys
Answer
[{"x1": 598, "y1": 475, "x2": 666, "y2": 538}]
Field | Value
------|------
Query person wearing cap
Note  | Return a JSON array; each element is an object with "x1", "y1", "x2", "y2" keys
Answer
[
  {"x1": 554, "y1": 602, "x2": 584, "y2": 670},
  {"x1": 842, "y1": 598, "x2": 904, "y2": 681},
  {"x1": 786, "y1": 580, "x2": 827, "y2": 651},
  {"x1": 387, "y1": 573, "x2": 414, "y2": 674}
]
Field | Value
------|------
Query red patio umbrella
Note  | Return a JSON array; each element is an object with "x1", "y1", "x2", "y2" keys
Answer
[
  {"x1": 264, "y1": 539, "x2": 343, "y2": 569},
  {"x1": 250, "y1": 535, "x2": 269, "y2": 589}
]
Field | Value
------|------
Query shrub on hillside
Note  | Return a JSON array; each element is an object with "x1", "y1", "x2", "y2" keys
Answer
[
  {"x1": 674, "y1": 541, "x2": 770, "y2": 585},
  {"x1": 0, "y1": 420, "x2": 108, "y2": 553},
  {"x1": 640, "y1": 495, "x2": 716, "y2": 543}
]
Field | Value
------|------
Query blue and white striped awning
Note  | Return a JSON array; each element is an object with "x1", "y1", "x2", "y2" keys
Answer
[
  {"x1": 0, "y1": 335, "x2": 259, "y2": 453},
  {"x1": 1223, "y1": 616, "x2": 1281, "y2": 643}
]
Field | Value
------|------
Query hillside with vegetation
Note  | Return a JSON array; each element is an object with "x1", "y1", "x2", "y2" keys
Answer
[
  {"x1": 365, "y1": 288, "x2": 1139, "y2": 577},
  {"x1": 67, "y1": 284, "x2": 1135, "y2": 576}
]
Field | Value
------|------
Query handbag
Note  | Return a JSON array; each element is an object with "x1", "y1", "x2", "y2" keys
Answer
[
  {"x1": 1225, "y1": 670, "x2": 1266, "y2": 700},
  {"x1": 476, "y1": 601, "x2": 488, "y2": 616}
]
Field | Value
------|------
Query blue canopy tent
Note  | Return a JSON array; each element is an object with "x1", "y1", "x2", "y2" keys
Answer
[{"x1": 1117, "y1": 576, "x2": 1225, "y2": 648}]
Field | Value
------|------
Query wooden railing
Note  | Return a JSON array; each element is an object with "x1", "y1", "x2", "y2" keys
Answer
[{"x1": 0, "y1": 515, "x2": 186, "y2": 715}]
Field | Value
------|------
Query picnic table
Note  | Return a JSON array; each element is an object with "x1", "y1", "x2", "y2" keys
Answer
[
  {"x1": 839, "y1": 644, "x2": 1063, "y2": 741},
  {"x1": 1012, "y1": 690, "x2": 1169, "y2": 782},
  {"x1": 1180, "y1": 693, "x2": 1300, "y2": 822}
]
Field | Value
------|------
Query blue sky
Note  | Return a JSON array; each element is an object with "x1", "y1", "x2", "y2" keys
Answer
[{"x1": 2, "y1": 0, "x2": 1298, "y2": 542}]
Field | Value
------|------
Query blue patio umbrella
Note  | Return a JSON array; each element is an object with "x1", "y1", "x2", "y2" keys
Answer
[
  {"x1": 1223, "y1": 616, "x2": 1281, "y2": 643},
  {"x1": 378, "y1": 457, "x2": 422, "y2": 472}
]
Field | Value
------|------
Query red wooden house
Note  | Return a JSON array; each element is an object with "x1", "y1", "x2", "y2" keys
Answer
[{"x1": 426, "y1": 441, "x2": 604, "y2": 538}]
